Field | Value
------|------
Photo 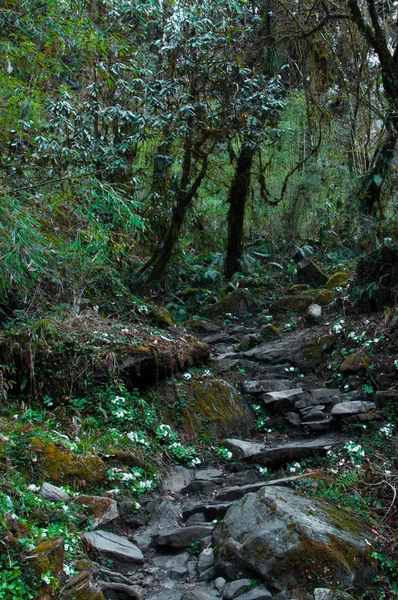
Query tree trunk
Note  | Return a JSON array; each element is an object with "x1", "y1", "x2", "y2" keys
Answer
[
  {"x1": 224, "y1": 144, "x2": 254, "y2": 279},
  {"x1": 358, "y1": 121, "x2": 397, "y2": 217}
]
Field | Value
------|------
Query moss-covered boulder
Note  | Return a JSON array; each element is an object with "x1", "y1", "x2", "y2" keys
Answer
[
  {"x1": 287, "y1": 284, "x2": 310, "y2": 294},
  {"x1": 201, "y1": 290, "x2": 257, "y2": 322},
  {"x1": 213, "y1": 486, "x2": 376, "y2": 594},
  {"x1": 31, "y1": 537, "x2": 65, "y2": 599},
  {"x1": 31, "y1": 437, "x2": 107, "y2": 487},
  {"x1": 300, "y1": 288, "x2": 334, "y2": 305},
  {"x1": 147, "y1": 304, "x2": 174, "y2": 328},
  {"x1": 340, "y1": 353, "x2": 370, "y2": 374},
  {"x1": 272, "y1": 289, "x2": 333, "y2": 315},
  {"x1": 271, "y1": 295, "x2": 313, "y2": 314},
  {"x1": 158, "y1": 379, "x2": 254, "y2": 439},
  {"x1": 326, "y1": 272, "x2": 352, "y2": 290},
  {"x1": 60, "y1": 572, "x2": 105, "y2": 600},
  {"x1": 71, "y1": 495, "x2": 118, "y2": 529},
  {"x1": 297, "y1": 258, "x2": 328, "y2": 288},
  {"x1": 259, "y1": 324, "x2": 281, "y2": 339}
]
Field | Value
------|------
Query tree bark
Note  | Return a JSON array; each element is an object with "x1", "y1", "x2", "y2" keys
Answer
[
  {"x1": 358, "y1": 122, "x2": 398, "y2": 216},
  {"x1": 224, "y1": 144, "x2": 254, "y2": 279}
]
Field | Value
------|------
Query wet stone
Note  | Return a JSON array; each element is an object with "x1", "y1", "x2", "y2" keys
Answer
[{"x1": 223, "y1": 579, "x2": 252, "y2": 599}]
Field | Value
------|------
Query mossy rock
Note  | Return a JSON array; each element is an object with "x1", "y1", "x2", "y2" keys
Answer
[
  {"x1": 297, "y1": 258, "x2": 328, "y2": 288},
  {"x1": 271, "y1": 295, "x2": 313, "y2": 314},
  {"x1": 158, "y1": 379, "x2": 254, "y2": 439},
  {"x1": 60, "y1": 572, "x2": 105, "y2": 600},
  {"x1": 300, "y1": 288, "x2": 334, "y2": 305},
  {"x1": 296, "y1": 334, "x2": 336, "y2": 370},
  {"x1": 326, "y1": 272, "x2": 352, "y2": 290},
  {"x1": 177, "y1": 288, "x2": 201, "y2": 299},
  {"x1": 31, "y1": 437, "x2": 107, "y2": 487},
  {"x1": 184, "y1": 319, "x2": 220, "y2": 334},
  {"x1": 287, "y1": 284, "x2": 310, "y2": 294},
  {"x1": 340, "y1": 353, "x2": 370, "y2": 374},
  {"x1": 201, "y1": 289, "x2": 257, "y2": 322},
  {"x1": 259, "y1": 324, "x2": 281, "y2": 339},
  {"x1": 213, "y1": 486, "x2": 377, "y2": 595},
  {"x1": 31, "y1": 536, "x2": 65, "y2": 599},
  {"x1": 147, "y1": 304, "x2": 174, "y2": 328}
]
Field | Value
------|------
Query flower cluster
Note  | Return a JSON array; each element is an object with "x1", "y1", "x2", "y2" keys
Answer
[
  {"x1": 107, "y1": 466, "x2": 155, "y2": 495},
  {"x1": 127, "y1": 430, "x2": 150, "y2": 447},
  {"x1": 166, "y1": 441, "x2": 201, "y2": 467},
  {"x1": 216, "y1": 447, "x2": 233, "y2": 461},
  {"x1": 344, "y1": 440, "x2": 365, "y2": 467},
  {"x1": 379, "y1": 423, "x2": 394, "y2": 438}
]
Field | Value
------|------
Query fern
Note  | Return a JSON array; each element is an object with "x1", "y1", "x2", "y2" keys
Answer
[{"x1": 334, "y1": 470, "x2": 360, "y2": 492}]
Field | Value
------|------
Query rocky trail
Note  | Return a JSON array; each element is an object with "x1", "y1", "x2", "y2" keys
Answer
[{"x1": 46, "y1": 304, "x2": 384, "y2": 600}]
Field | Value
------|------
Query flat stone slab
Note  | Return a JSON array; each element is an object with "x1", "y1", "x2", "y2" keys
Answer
[
  {"x1": 239, "y1": 589, "x2": 272, "y2": 600},
  {"x1": 215, "y1": 473, "x2": 316, "y2": 502},
  {"x1": 261, "y1": 388, "x2": 304, "y2": 405},
  {"x1": 153, "y1": 525, "x2": 215, "y2": 549},
  {"x1": 83, "y1": 530, "x2": 143, "y2": 563},
  {"x1": 331, "y1": 401, "x2": 375, "y2": 416},
  {"x1": 223, "y1": 579, "x2": 251, "y2": 599},
  {"x1": 225, "y1": 433, "x2": 348, "y2": 466},
  {"x1": 163, "y1": 466, "x2": 194, "y2": 493},
  {"x1": 182, "y1": 502, "x2": 233, "y2": 521},
  {"x1": 241, "y1": 380, "x2": 293, "y2": 394}
]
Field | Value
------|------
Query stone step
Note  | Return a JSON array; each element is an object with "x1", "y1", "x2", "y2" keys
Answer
[
  {"x1": 215, "y1": 473, "x2": 316, "y2": 502},
  {"x1": 241, "y1": 380, "x2": 293, "y2": 394},
  {"x1": 224, "y1": 433, "x2": 349, "y2": 466}
]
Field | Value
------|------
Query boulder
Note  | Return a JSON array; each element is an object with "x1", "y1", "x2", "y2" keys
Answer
[
  {"x1": 331, "y1": 401, "x2": 375, "y2": 416},
  {"x1": 153, "y1": 525, "x2": 215, "y2": 549},
  {"x1": 31, "y1": 437, "x2": 107, "y2": 486},
  {"x1": 223, "y1": 579, "x2": 251, "y2": 599},
  {"x1": 159, "y1": 379, "x2": 254, "y2": 439},
  {"x1": 60, "y1": 572, "x2": 104, "y2": 600},
  {"x1": 300, "y1": 288, "x2": 334, "y2": 305},
  {"x1": 259, "y1": 324, "x2": 281, "y2": 339},
  {"x1": 213, "y1": 486, "x2": 376, "y2": 594},
  {"x1": 201, "y1": 290, "x2": 258, "y2": 321},
  {"x1": 340, "y1": 353, "x2": 369, "y2": 374},
  {"x1": 296, "y1": 258, "x2": 328, "y2": 287},
  {"x1": 31, "y1": 536, "x2": 65, "y2": 582},
  {"x1": 72, "y1": 495, "x2": 118, "y2": 529}
]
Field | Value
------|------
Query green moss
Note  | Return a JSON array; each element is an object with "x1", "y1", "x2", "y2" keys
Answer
[
  {"x1": 148, "y1": 304, "x2": 174, "y2": 327},
  {"x1": 158, "y1": 379, "x2": 253, "y2": 439},
  {"x1": 340, "y1": 353, "x2": 369, "y2": 374},
  {"x1": 31, "y1": 437, "x2": 107, "y2": 486},
  {"x1": 271, "y1": 295, "x2": 313, "y2": 314},
  {"x1": 300, "y1": 334, "x2": 336, "y2": 365},
  {"x1": 201, "y1": 289, "x2": 257, "y2": 320},
  {"x1": 326, "y1": 272, "x2": 352, "y2": 290},
  {"x1": 288, "y1": 284, "x2": 310, "y2": 293},
  {"x1": 32, "y1": 536, "x2": 64, "y2": 581},
  {"x1": 259, "y1": 324, "x2": 281, "y2": 339},
  {"x1": 300, "y1": 288, "x2": 334, "y2": 305}
]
